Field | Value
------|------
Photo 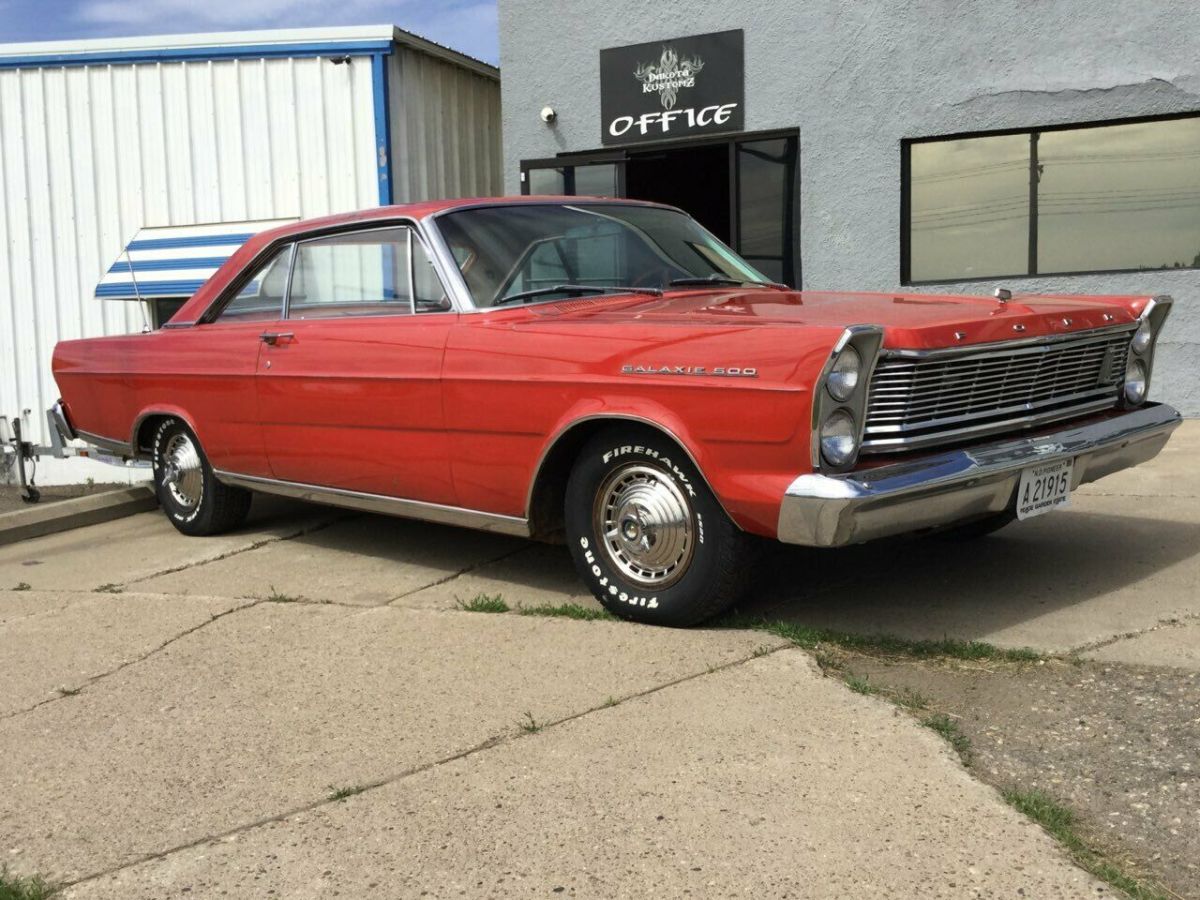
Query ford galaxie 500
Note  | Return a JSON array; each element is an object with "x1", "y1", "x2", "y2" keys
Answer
[{"x1": 51, "y1": 198, "x2": 1180, "y2": 625}]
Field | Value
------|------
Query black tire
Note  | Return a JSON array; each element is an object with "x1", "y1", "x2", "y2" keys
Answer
[
  {"x1": 151, "y1": 418, "x2": 252, "y2": 536},
  {"x1": 564, "y1": 426, "x2": 754, "y2": 627},
  {"x1": 932, "y1": 511, "x2": 1016, "y2": 541}
]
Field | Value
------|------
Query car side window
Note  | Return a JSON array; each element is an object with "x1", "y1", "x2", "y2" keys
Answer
[
  {"x1": 288, "y1": 226, "x2": 448, "y2": 319},
  {"x1": 214, "y1": 245, "x2": 292, "y2": 323}
]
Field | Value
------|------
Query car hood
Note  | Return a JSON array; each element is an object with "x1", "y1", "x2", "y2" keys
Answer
[{"x1": 532, "y1": 288, "x2": 1144, "y2": 349}]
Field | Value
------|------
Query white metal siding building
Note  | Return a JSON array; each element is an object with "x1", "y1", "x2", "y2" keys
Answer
[{"x1": 0, "y1": 26, "x2": 500, "y2": 484}]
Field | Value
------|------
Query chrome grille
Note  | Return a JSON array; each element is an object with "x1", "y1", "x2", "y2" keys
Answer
[{"x1": 862, "y1": 327, "x2": 1133, "y2": 453}]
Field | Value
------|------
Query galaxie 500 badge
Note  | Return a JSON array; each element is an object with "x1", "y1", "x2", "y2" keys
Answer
[{"x1": 622, "y1": 364, "x2": 757, "y2": 377}]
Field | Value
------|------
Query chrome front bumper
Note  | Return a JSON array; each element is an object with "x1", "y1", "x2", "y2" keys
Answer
[{"x1": 777, "y1": 402, "x2": 1181, "y2": 547}]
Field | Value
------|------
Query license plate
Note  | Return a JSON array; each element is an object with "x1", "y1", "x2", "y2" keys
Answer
[{"x1": 1016, "y1": 458, "x2": 1074, "y2": 521}]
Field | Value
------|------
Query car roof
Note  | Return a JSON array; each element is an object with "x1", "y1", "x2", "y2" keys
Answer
[{"x1": 168, "y1": 196, "x2": 678, "y2": 326}]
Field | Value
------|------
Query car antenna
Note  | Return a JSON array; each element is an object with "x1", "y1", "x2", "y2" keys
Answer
[{"x1": 122, "y1": 246, "x2": 152, "y2": 333}]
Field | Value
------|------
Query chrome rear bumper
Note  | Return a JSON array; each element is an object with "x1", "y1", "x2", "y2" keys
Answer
[{"x1": 777, "y1": 403, "x2": 1181, "y2": 547}]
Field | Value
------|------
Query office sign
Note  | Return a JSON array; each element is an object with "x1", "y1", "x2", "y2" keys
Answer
[{"x1": 600, "y1": 30, "x2": 744, "y2": 146}]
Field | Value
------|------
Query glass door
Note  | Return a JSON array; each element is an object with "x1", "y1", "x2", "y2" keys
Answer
[{"x1": 520, "y1": 157, "x2": 625, "y2": 198}]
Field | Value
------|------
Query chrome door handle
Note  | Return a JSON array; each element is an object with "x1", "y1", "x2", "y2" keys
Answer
[{"x1": 260, "y1": 332, "x2": 295, "y2": 346}]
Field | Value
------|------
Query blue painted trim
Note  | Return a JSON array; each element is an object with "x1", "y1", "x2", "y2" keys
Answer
[
  {"x1": 0, "y1": 39, "x2": 394, "y2": 70},
  {"x1": 372, "y1": 52, "x2": 394, "y2": 206},
  {"x1": 107, "y1": 257, "x2": 231, "y2": 274},
  {"x1": 96, "y1": 279, "x2": 206, "y2": 298},
  {"x1": 127, "y1": 234, "x2": 255, "y2": 251}
]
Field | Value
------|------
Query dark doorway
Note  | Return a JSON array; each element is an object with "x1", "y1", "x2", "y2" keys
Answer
[
  {"x1": 625, "y1": 143, "x2": 731, "y2": 244},
  {"x1": 520, "y1": 129, "x2": 800, "y2": 286}
]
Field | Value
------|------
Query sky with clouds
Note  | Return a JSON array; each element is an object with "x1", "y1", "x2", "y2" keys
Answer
[{"x1": 0, "y1": 0, "x2": 499, "y2": 64}]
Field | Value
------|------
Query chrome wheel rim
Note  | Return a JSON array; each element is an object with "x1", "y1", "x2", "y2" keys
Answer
[
  {"x1": 161, "y1": 432, "x2": 204, "y2": 510},
  {"x1": 594, "y1": 464, "x2": 695, "y2": 588}
]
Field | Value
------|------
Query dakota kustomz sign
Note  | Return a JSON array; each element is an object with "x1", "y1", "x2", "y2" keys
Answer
[{"x1": 600, "y1": 30, "x2": 744, "y2": 146}]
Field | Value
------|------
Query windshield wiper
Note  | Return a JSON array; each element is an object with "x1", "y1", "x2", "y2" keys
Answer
[
  {"x1": 494, "y1": 284, "x2": 663, "y2": 307},
  {"x1": 669, "y1": 274, "x2": 789, "y2": 290}
]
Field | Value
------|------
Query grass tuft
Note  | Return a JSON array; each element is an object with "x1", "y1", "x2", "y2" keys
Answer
[
  {"x1": 1002, "y1": 788, "x2": 1170, "y2": 900},
  {"x1": 520, "y1": 711, "x2": 542, "y2": 734},
  {"x1": 844, "y1": 674, "x2": 878, "y2": 695},
  {"x1": 56, "y1": 686, "x2": 82, "y2": 697},
  {"x1": 895, "y1": 687, "x2": 930, "y2": 711},
  {"x1": 94, "y1": 583, "x2": 123, "y2": 594},
  {"x1": 12, "y1": 583, "x2": 31, "y2": 592},
  {"x1": 516, "y1": 602, "x2": 613, "y2": 621},
  {"x1": 456, "y1": 593, "x2": 510, "y2": 614},
  {"x1": 922, "y1": 713, "x2": 972, "y2": 762},
  {"x1": 0, "y1": 867, "x2": 53, "y2": 900},
  {"x1": 328, "y1": 784, "x2": 366, "y2": 802},
  {"x1": 264, "y1": 586, "x2": 303, "y2": 603}
]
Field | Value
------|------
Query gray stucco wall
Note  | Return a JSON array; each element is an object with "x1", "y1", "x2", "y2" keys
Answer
[{"x1": 498, "y1": 0, "x2": 1200, "y2": 414}]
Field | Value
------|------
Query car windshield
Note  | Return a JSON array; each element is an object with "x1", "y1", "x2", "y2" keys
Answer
[{"x1": 434, "y1": 203, "x2": 773, "y2": 308}]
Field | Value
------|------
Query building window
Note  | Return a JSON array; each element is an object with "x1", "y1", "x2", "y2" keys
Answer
[{"x1": 903, "y1": 114, "x2": 1200, "y2": 283}]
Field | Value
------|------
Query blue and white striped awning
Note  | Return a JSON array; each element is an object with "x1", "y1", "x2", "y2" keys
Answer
[{"x1": 95, "y1": 219, "x2": 297, "y2": 300}]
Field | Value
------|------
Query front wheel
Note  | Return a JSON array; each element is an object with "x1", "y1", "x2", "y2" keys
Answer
[
  {"x1": 152, "y1": 418, "x2": 252, "y2": 536},
  {"x1": 564, "y1": 427, "x2": 753, "y2": 627}
]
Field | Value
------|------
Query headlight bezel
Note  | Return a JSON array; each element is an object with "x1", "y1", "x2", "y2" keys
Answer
[
  {"x1": 811, "y1": 326, "x2": 885, "y2": 473},
  {"x1": 1121, "y1": 295, "x2": 1173, "y2": 408}
]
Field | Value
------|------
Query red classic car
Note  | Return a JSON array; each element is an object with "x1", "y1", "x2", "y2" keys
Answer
[{"x1": 51, "y1": 197, "x2": 1180, "y2": 625}]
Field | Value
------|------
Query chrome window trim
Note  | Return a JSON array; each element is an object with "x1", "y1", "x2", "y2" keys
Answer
[
  {"x1": 213, "y1": 469, "x2": 531, "y2": 537},
  {"x1": 286, "y1": 221, "x2": 459, "y2": 320}
]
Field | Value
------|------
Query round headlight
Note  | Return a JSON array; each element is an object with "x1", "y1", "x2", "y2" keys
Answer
[
  {"x1": 1124, "y1": 357, "x2": 1148, "y2": 405},
  {"x1": 820, "y1": 410, "x2": 858, "y2": 466},
  {"x1": 1131, "y1": 319, "x2": 1153, "y2": 354},
  {"x1": 827, "y1": 346, "x2": 862, "y2": 402}
]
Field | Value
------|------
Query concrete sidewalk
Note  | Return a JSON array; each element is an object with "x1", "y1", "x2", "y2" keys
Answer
[{"x1": 1, "y1": 422, "x2": 1195, "y2": 896}]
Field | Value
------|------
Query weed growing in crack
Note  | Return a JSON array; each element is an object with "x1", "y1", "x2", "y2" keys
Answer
[
  {"x1": 264, "y1": 586, "x2": 303, "y2": 603},
  {"x1": 844, "y1": 674, "x2": 878, "y2": 695},
  {"x1": 0, "y1": 866, "x2": 53, "y2": 900},
  {"x1": 520, "y1": 711, "x2": 541, "y2": 733},
  {"x1": 457, "y1": 593, "x2": 509, "y2": 613},
  {"x1": 12, "y1": 583, "x2": 31, "y2": 592},
  {"x1": 717, "y1": 615, "x2": 1042, "y2": 663},
  {"x1": 94, "y1": 583, "x2": 123, "y2": 594},
  {"x1": 328, "y1": 784, "x2": 366, "y2": 802},
  {"x1": 56, "y1": 686, "x2": 82, "y2": 697},
  {"x1": 922, "y1": 713, "x2": 972, "y2": 762},
  {"x1": 1002, "y1": 788, "x2": 1171, "y2": 900},
  {"x1": 516, "y1": 602, "x2": 613, "y2": 620}
]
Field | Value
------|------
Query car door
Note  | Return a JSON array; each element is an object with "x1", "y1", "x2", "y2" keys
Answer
[
  {"x1": 160, "y1": 243, "x2": 293, "y2": 477},
  {"x1": 255, "y1": 223, "x2": 458, "y2": 505}
]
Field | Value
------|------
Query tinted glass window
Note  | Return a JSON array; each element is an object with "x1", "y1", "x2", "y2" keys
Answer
[
  {"x1": 909, "y1": 133, "x2": 1030, "y2": 282},
  {"x1": 906, "y1": 115, "x2": 1200, "y2": 281},
  {"x1": 215, "y1": 245, "x2": 292, "y2": 323},
  {"x1": 1038, "y1": 117, "x2": 1200, "y2": 273},
  {"x1": 288, "y1": 226, "x2": 446, "y2": 319},
  {"x1": 436, "y1": 203, "x2": 769, "y2": 308},
  {"x1": 737, "y1": 137, "x2": 796, "y2": 284}
]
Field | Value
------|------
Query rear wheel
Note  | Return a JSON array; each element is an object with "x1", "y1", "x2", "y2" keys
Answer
[
  {"x1": 151, "y1": 418, "x2": 251, "y2": 536},
  {"x1": 564, "y1": 427, "x2": 753, "y2": 626}
]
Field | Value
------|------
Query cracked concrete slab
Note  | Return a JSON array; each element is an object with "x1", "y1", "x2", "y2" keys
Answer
[
  {"x1": 1084, "y1": 620, "x2": 1200, "y2": 670},
  {"x1": 0, "y1": 496, "x2": 340, "y2": 592},
  {"x1": 135, "y1": 516, "x2": 527, "y2": 606},
  {"x1": 393, "y1": 541, "x2": 590, "y2": 611},
  {"x1": 0, "y1": 590, "x2": 250, "y2": 716},
  {"x1": 0, "y1": 606, "x2": 782, "y2": 882},
  {"x1": 64, "y1": 651, "x2": 1101, "y2": 899}
]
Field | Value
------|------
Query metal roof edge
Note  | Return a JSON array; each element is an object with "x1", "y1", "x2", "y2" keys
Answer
[
  {"x1": 389, "y1": 26, "x2": 499, "y2": 80},
  {"x1": 0, "y1": 25, "x2": 498, "y2": 75}
]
